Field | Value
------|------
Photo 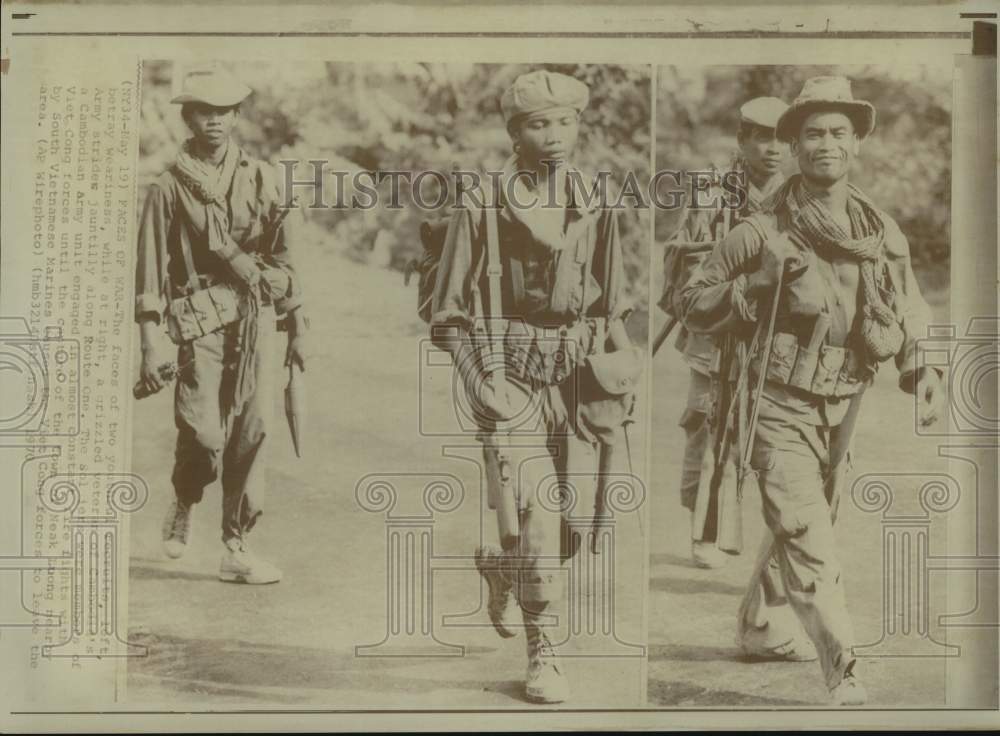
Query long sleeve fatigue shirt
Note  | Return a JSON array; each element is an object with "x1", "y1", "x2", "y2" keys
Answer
[
  {"x1": 135, "y1": 149, "x2": 302, "y2": 325},
  {"x1": 680, "y1": 198, "x2": 935, "y2": 427},
  {"x1": 662, "y1": 165, "x2": 784, "y2": 374},
  {"x1": 430, "y1": 192, "x2": 629, "y2": 348}
]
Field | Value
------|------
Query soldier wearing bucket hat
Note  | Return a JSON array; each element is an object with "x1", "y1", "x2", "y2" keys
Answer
[
  {"x1": 431, "y1": 69, "x2": 638, "y2": 704},
  {"x1": 135, "y1": 65, "x2": 308, "y2": 584},
  {"x1": 658, "y1": 95, "x2": 790, "y2": 570},
  {"x1": 681, "y1": 75, "x2": 944, "y2": 705}
]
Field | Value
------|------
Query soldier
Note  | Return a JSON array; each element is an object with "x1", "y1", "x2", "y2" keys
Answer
[
  {"x1": 659, "y1": 97, "x2": 789, "y2": 568},
  {"x1": 430, "y1": 70, "x2": 638, "y2": 703},
  {"x1": 680, "y1": 76, "x2": 944, "y2": 704},
  {"x1": 135, "y1": 66, "x2": 308, "y2": 584}
]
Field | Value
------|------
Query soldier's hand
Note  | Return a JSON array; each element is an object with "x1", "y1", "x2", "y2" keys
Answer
[
  {"x1": 261, "y1": 267, "x2": 290, "y2": 299},
  {"x1": 285, "y1": 333, "x2": 307, "y2": 372},
  {"x1": 748, "y1": 233, "x2": 808, "y2": 295},
  {"x1": 225, "y1": 251, "x2": 262, "y2": 289},
  {"x1": 916, "y1": 368, "x2": 945, "y2": 427},
  {"x1": 139, "y1": 344, "x2": 172, "y2": 395}
]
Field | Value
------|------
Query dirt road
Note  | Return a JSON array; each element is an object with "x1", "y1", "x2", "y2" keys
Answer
[{"x1": 127, "y1": 251, "x2": 647, "y2": 708}]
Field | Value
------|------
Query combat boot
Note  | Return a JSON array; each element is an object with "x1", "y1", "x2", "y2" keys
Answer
[
  {"x1": 475, "y1": 545, "x2": 519, "y2": 638},
  {"x1": 162, "y1": 500, "x2": 193, "y2": 559},
  {"x1": 524, "y1": 621, "x2": 570, "y2": 704},
  {"x1": 219, "y1": 538, "x2": 282, "y2": 584},
  {"x1": 830, "y1": 660, "x2": 867, "y2": 706}
]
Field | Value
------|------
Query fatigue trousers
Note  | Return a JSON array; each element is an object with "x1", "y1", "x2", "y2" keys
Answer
[
  {"x1": 171, "y1": 310, "x2": 277, "y2": 543},
  {"x1": 488, "y1": 378, "x2": 601, "y2": 621},
  {"x1": 679, "y1": 368, "x2": 739, "y2": 550},
  {"x1": 737, "y1": 406, "x2": 855, "y2": 690}
]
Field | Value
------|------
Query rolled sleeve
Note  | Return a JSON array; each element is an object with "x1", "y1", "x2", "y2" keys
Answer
[
  {"x1": 134, "y1": 180, "x2": 173, "y2": 324},
  {"x1": 430, "y1": 207, "x2": 481, "y2": 351},
  {"x1": 595, "y1": 208, "x2": 631, "y2": 323},
  {"x1": 261, "y1": 163, "x2": 304, "y2": 317},
  {"x1": 885, "y1": 219, "x2": 940, "y2": 393}
]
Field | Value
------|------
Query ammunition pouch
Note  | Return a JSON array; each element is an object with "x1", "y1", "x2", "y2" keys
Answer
[
  {"x1": 750, "y1": 331, "x2": 870, "y2": 398},
  {"x1": 496, "y1": 319, "x2": 597, "y2": 389},
  {"x1": 165, "y1": 281, "x2": 247, "y2": 346},
  {"x1": 577, "y1": 346, "x2": 644, "y2": 444}
]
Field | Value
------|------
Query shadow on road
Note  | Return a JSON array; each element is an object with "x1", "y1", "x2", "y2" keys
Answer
[
  {"x1": 648, "y1": 677, "x2": 813, "y2": 706},
  {"x1": 127, "y1": 630, "x2": 538, "y2": 705},
  {"x1": 649, "y1": 575, "x2": 745, "y2": 597},
  {"x1": 130, "y1": 562, "x2": 220, "y2": 583}
]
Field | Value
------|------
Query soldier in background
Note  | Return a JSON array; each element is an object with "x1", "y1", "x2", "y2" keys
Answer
[
  {"x1": 681, "y1": 76, "x2": 945, "y2": 704},
  {"x1": 430, "y1": 70, "x2": 638, "y2": 703},
  {"x1": 135, "y1": 66, "x2": 308, "y2": 584},
  {"x1": 659, "y1": 97, "x2": 789, "y2": 568}
]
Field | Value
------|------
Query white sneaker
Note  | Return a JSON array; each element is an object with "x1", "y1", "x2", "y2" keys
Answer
[
  {"x1": 692, "y1": 540, "x2": 729, "y2": 569},
  {"x1": 162, "y1": 500, "x2": 192, "y2": 559},
  {"x1": 524, "y1": 625, "x2": 570, "y2": 704},
  {"x1": 830, "y1": 661, "x2": 867, "y2": 705},
  {"x1": 219, "y1": 539, "x2": 282, "y2": 584}
]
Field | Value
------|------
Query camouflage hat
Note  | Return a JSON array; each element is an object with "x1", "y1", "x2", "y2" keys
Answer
[
  {"x1": 171, "y1": 66, "x2": 252, "y2": 107},
  {"x1": 775, "y1": 76, "x2": 876, "y2": 143},
  {"x1": 500, "y1": 70, "x2": 589, "y2": 129},
  {"x1": 739, "y1": 96, "x2": 788, "y2": 130}
]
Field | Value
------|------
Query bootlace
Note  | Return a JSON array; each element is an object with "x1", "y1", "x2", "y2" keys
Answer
[
  {"x1": 528, "y1": 628, "x2": 556, "y2": 661},
  {"x1": 167, "y1": 503, "x2": 190, "y2": 539}
]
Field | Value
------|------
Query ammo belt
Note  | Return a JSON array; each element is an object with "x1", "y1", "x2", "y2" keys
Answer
[
  {"x1": 749, "y1": 330, "x2": 869, "y2": 399},
  {"x1": 484, "y1": 318, "x2": 601, "y2": 389}
]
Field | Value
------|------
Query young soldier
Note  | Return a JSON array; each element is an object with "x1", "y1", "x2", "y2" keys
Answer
[
  {"x1": 430, "y1": 70, "x2": 637, "y2": 703},
  {"x1": 660, "y1": 97, "x2": 789, "y2": 568},
  {"x1": 680, "y1": 76, "x2": 944, "y2": 704},
  {"x1": 135, "y1": 66, "x2": 308, "y2": 584}
]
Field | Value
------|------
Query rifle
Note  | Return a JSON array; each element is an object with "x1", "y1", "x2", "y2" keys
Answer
[{"x1": 478, "y1": 185, "x2": 520, "y2": 548}]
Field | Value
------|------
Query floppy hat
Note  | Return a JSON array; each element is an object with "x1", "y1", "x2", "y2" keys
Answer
[
  {"x1": 171, "y1": 66, "x2": 252, "y2": 107},
  {"x1": 500, "y1": 70, "x2": 589, "y2": 129},
  {"x1": 775, "y1": 76, "x2": 876, "y2": 142}
]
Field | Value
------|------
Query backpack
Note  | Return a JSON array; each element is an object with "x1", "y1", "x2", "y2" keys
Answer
[{"x1": 405, "y1": 219, "x2": 450, "y2": 324}]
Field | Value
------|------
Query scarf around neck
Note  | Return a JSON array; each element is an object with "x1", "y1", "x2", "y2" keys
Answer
[
  {"x1": 496, "y1": 155, "x2": 601, "y2": 252},
  {"x1": 174, "y1": 138, "x2": 240, "y2": 253},
  {"x1": 173, "y1": 138, "x2": 260, "y2": 415},
  {"x1": 766, "y1": 174, "x2": 904, "y2": 362}
]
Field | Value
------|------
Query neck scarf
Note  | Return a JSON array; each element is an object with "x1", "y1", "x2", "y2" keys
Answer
[
  {"x1": 174, "y1": 139, "x2": 259, "y2": 415},
  {"x1": 770, "y1": 174, "x2": 904, "y2": 362},
  {"x1": 174, "y1": 139, "x2": 240, "y2": 253},
  {"x1": 498, "y1": 155, "x2": 601, "y2": 252}
]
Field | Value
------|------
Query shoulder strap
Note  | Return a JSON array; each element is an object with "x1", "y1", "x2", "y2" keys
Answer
[
  {"x1": 170, "y1": 171, "x2": 205, "y2": 293},
  {"x1": 601, "y1": 209, "x2": 614, "y2": 315},
  {"x1": 482, "y1": 182, "x2": 505, "y2": 383}
]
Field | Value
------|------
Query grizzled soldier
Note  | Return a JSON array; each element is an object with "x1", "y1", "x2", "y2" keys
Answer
[{"x1": 681, "y1": 76, "x2": 944, "y2": 704}]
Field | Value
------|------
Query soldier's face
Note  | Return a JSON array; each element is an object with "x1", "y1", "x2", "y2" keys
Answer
[
  {"x1": 740, "y1": 126, "x2": 786, "y2": 180},
  {"x1": 184, "y1": 103, "x2": 239, "y2": 148},
  {"x1": 792, "y1": 111, "x2": 860, "y2": 185},
  {"x1": 513, "y1": 109, "x2": 580, "y2": 165}
]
